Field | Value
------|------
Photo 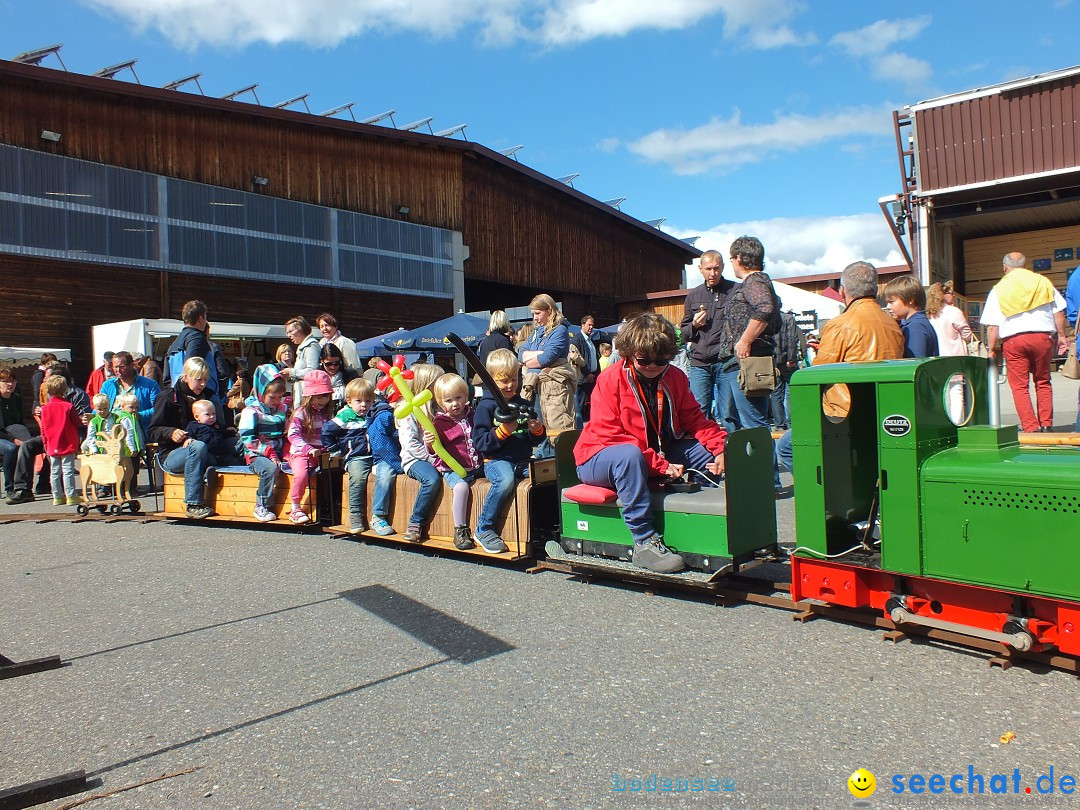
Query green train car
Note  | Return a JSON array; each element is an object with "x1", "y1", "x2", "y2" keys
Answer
[
  {"x1": 553, "y1": 426, "x2": 779, "y2": 574},
  {"x1": 789, "y1": 356, "x2": 1080, "y2": 658}
]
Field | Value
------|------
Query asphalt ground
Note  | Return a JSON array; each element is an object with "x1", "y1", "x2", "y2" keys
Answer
[{"x1": 2, "y1": 369, "x2": 1079, "y2": 809}]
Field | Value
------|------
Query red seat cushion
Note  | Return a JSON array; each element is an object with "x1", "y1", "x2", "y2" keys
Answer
[{"x1": 563, "y1": 483, "x2": 618, "y2": 505}]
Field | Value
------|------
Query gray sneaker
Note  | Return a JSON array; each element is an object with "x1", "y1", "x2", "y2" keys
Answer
[
  {"x1": 632, "y1": 535, "x2": 686, "y2": 574},
  {"x1": 403, "y1": 523, "x2": 423, "y2": 543},
  {"x1": 453, "y1": 525, "x2": 474, "y2": 550},
  {"x1": 371, "y1": 517, "x2": 395, "y2": 536},
  {"x1": 185, "y1": 503, "x2": 213, "y2": 520},
  {"x1": 474, "y1": 529, "x2": 507, "y2": 554}
]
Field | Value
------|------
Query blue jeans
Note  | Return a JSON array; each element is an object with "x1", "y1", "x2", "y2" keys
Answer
[
  {"x1": 478, "y1": 459, "x2": 528, "y2": 534},
  {"x1": 721, "y1": 366, "x2": 771, "y2": 430},
  {"x1": 575, "y1": 380, "x2": 594, "y2": 429},
  {"x1": 770, "y1": 370, "x2": 793, "y2": 429},
  {"x1": 576, "y1": 440, "x2": 715, "y2": 543},
  {"x1": 774, "y1": 429, "x2": 793, "y2": 489},
  {"x1": 345, "y1": 456, "x2": 373, "y2": 519},
  {"x1": 248, "y1": 456, "x2": 279, "y2": 508},
  {"x1": 689, "y1": 363, "x2": 738, "y2": 433},
  {"x1": 0, "y1": 438, "x2": 16, "y2": 494},
  {"x1": 372, "y1": 461, "x2": 398, "y2": 520},
  {"x1": 405, "y1": 460, "x2": 441, "y2": 528},
  {"x1": 49, "y1": 453, "x2": 76, "y2": 498},
  {"x1": 161, "y1": 440, "x2": 211, "y2": 505}
]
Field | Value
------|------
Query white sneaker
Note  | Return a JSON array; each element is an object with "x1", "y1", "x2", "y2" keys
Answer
[{"x1": 254, "y1": 504, "x2": 275, "y2": 522}]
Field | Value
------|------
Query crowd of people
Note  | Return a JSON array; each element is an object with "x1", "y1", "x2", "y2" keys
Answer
[{"x1": 0, "y1": 244, "x2": 1071, "y2": 573}]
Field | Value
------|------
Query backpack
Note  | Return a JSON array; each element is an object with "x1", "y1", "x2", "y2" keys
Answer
[{"x1": 165, "y1": 345, "x2": 219, "y2": 398}]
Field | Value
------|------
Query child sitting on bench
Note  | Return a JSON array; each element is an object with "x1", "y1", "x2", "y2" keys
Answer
[
  {"x1": 472, "y1": 349, "x2": 545, "y2": 554},
  {"x1": 184, "y1": 400, "x2": 243, "y2": 467},
  {"x1": 238, "y1": 364, "x2": 289, "y2": 523},
  {"x1": 572, "y1": 312, "x2": 727, "y2": 574}
]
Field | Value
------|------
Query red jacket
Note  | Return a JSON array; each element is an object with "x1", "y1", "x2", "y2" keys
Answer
[
  {"x1": 40, "y1": 397, "x2": 83, "y2": 456},
  {"x1": 573, "y1": 359, "x2": 727, "y2": 477},
  {"x1": 85, "y1": 365, "x2": 108, "y2": 398}
]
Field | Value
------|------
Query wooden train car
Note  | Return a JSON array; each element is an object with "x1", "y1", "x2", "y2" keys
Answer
[
  {"x1": 328, "y1": 458, "x2": 559, "y2": 561},
  {"x1": 161, "y1": 465, "x2": 316, "y2": 524}
]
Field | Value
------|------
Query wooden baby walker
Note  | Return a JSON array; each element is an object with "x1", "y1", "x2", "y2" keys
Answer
[{"x1": 76, "y1": 423, "x2": 140, "y2": 515}]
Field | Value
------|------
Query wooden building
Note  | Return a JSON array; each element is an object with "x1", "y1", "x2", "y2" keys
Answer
[
  {"x1": 0, "y1": 59, "x2": 696, "y2": 377},
  {"x1": 889, "y1": 65, "x2": 1080, "y2": 319}
]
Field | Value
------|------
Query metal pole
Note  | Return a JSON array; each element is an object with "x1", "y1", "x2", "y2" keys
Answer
[{"x1": 987, "y1": 357, "x2": 1001, "y2": 427}]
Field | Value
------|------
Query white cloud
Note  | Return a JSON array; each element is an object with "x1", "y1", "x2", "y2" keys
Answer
[
  {"x1": 84, "y1": 0, "x2": 816, "y2": 49},
  {"x1": 666, "y1": 213, "x2": 905, "y2": 286},
  {"x1": 85, "y1": 0, "x2": 528, "y2": 48},
  {"x1": 627, "y1": 105, "x2": 892, "y2": 174},
  {"x1": 536, "y1": 0, "x2": 812, "y2": 46},
  {"x1": 746, "y1": 25, "x2": 818, "y2": 49},
  {"x1": 872, "y1": 51, "x2": 932, "y2": 85},
  {"x1": 829, "y1": 16, "x2": 932, "y2": 90},
  {"x1": 830, "y1": 16, "x2": 930, "y2": 57}
]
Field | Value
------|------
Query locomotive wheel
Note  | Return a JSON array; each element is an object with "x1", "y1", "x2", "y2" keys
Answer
[
  {"x1": 128, "y1": 500, "x2": 141, "y2": 514},
  {"x1": 75, "y1": 504, "x2": 89, "y2": 516},
  {"x1": 109, "y1": 504, "x2": 122, "y2": 515}
]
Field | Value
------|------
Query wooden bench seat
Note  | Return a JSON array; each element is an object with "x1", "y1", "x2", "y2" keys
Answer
[
  {"x1": 162, "y1": 465, "x2": 315, "y2": 521},
  {"x1": 331, "y1": 458, "x2": 557, "y2": 560}
]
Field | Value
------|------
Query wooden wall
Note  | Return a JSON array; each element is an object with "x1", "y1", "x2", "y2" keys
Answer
[
  {"x1": 461, "y1": 159, "x2": 687, "y2": 298},
  {"x1": 0, "y1": 255, "x2": 450, "y2": 380},
  {"x1": 1, "y1": 73, "x2": 466, "y2": 231},
  {"x1": 962, "y1": 224, "x2": 1080, "y2": 296}
]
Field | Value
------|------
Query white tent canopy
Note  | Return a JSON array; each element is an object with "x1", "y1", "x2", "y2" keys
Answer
[
  {"x1": 772, "y1": 281, "x2": 844, "y2": 322},
  {"x1": 0, "y1": 347, "x2": 72, "y2": 369},
  {"x1": 93, "y1": 319, "x2": 288, "y2": 362}
]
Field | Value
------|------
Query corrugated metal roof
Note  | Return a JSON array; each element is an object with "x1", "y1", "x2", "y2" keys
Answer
[{"x1": 908, "y1": 64, "x2": 1080, "y2": 112}]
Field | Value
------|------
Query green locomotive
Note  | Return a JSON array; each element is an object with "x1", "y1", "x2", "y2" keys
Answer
[{"x1": 789, "y1": 356, "x2": 1080, "y2": 658}]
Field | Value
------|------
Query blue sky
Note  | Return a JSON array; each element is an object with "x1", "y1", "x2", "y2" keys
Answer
[{"x1": 3, "y1": 1, "x2": 1078, "y2": 282}]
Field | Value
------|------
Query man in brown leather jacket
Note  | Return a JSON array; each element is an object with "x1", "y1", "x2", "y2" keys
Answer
[
  {"x1": 816, "y1": 261, "x2": 904, "y2": 417},
  {"x1": 774, "y1": 261, "x2": 903, "y2": 488}
]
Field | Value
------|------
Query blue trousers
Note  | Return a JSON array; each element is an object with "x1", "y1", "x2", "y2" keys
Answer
[
  {"x1": 372, "y1": 461, "x2": 398, "y2": 520},
  {"x1": 720, "y1": 366, "x2": 771, "y2": 429},
  {"x1": 0, "y1": 438, "x2": 16, "y2": 495},
  {"x1": 774, "y1": 429, "x2": 793, "y2": 489},
  {"x1": 405, "y1": 459, "x2": 441, "y2": 528},
  {"x1": 479, "y1": 459, "x2": 528, "y2": 534},
  {"x1": 345, "y1": 456, "x2": 373, "y2": 519},
  {"x1": 689, "y1": 363, "x2": 738, "y2": 433},
  {"x1": 161, "y1": 440, "x2": 211, "y2": 506},
  {"x1": 576, "y1": 440, "x2": 715, "y2": 543},
  {"x1": 770, "y1": 370, "x2": 793, "y2": 429},
  {"x1": 248, "y1": 456, "x2": 279, "y2": 508}
]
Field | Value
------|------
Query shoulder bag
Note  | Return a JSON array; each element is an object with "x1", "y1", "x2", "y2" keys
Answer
[{"x1": 737, "y1": 355, "x2": 779, "y2": 397}]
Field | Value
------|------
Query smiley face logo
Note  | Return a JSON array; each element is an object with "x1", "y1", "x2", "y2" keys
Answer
[{"x1": 848, "y1": 768, "x2": 876, "y2": 798}]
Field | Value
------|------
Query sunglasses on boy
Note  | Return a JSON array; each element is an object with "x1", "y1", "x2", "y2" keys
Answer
[{"x1": 632, "y1": 355, "x2": 671, "y2": 369}]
